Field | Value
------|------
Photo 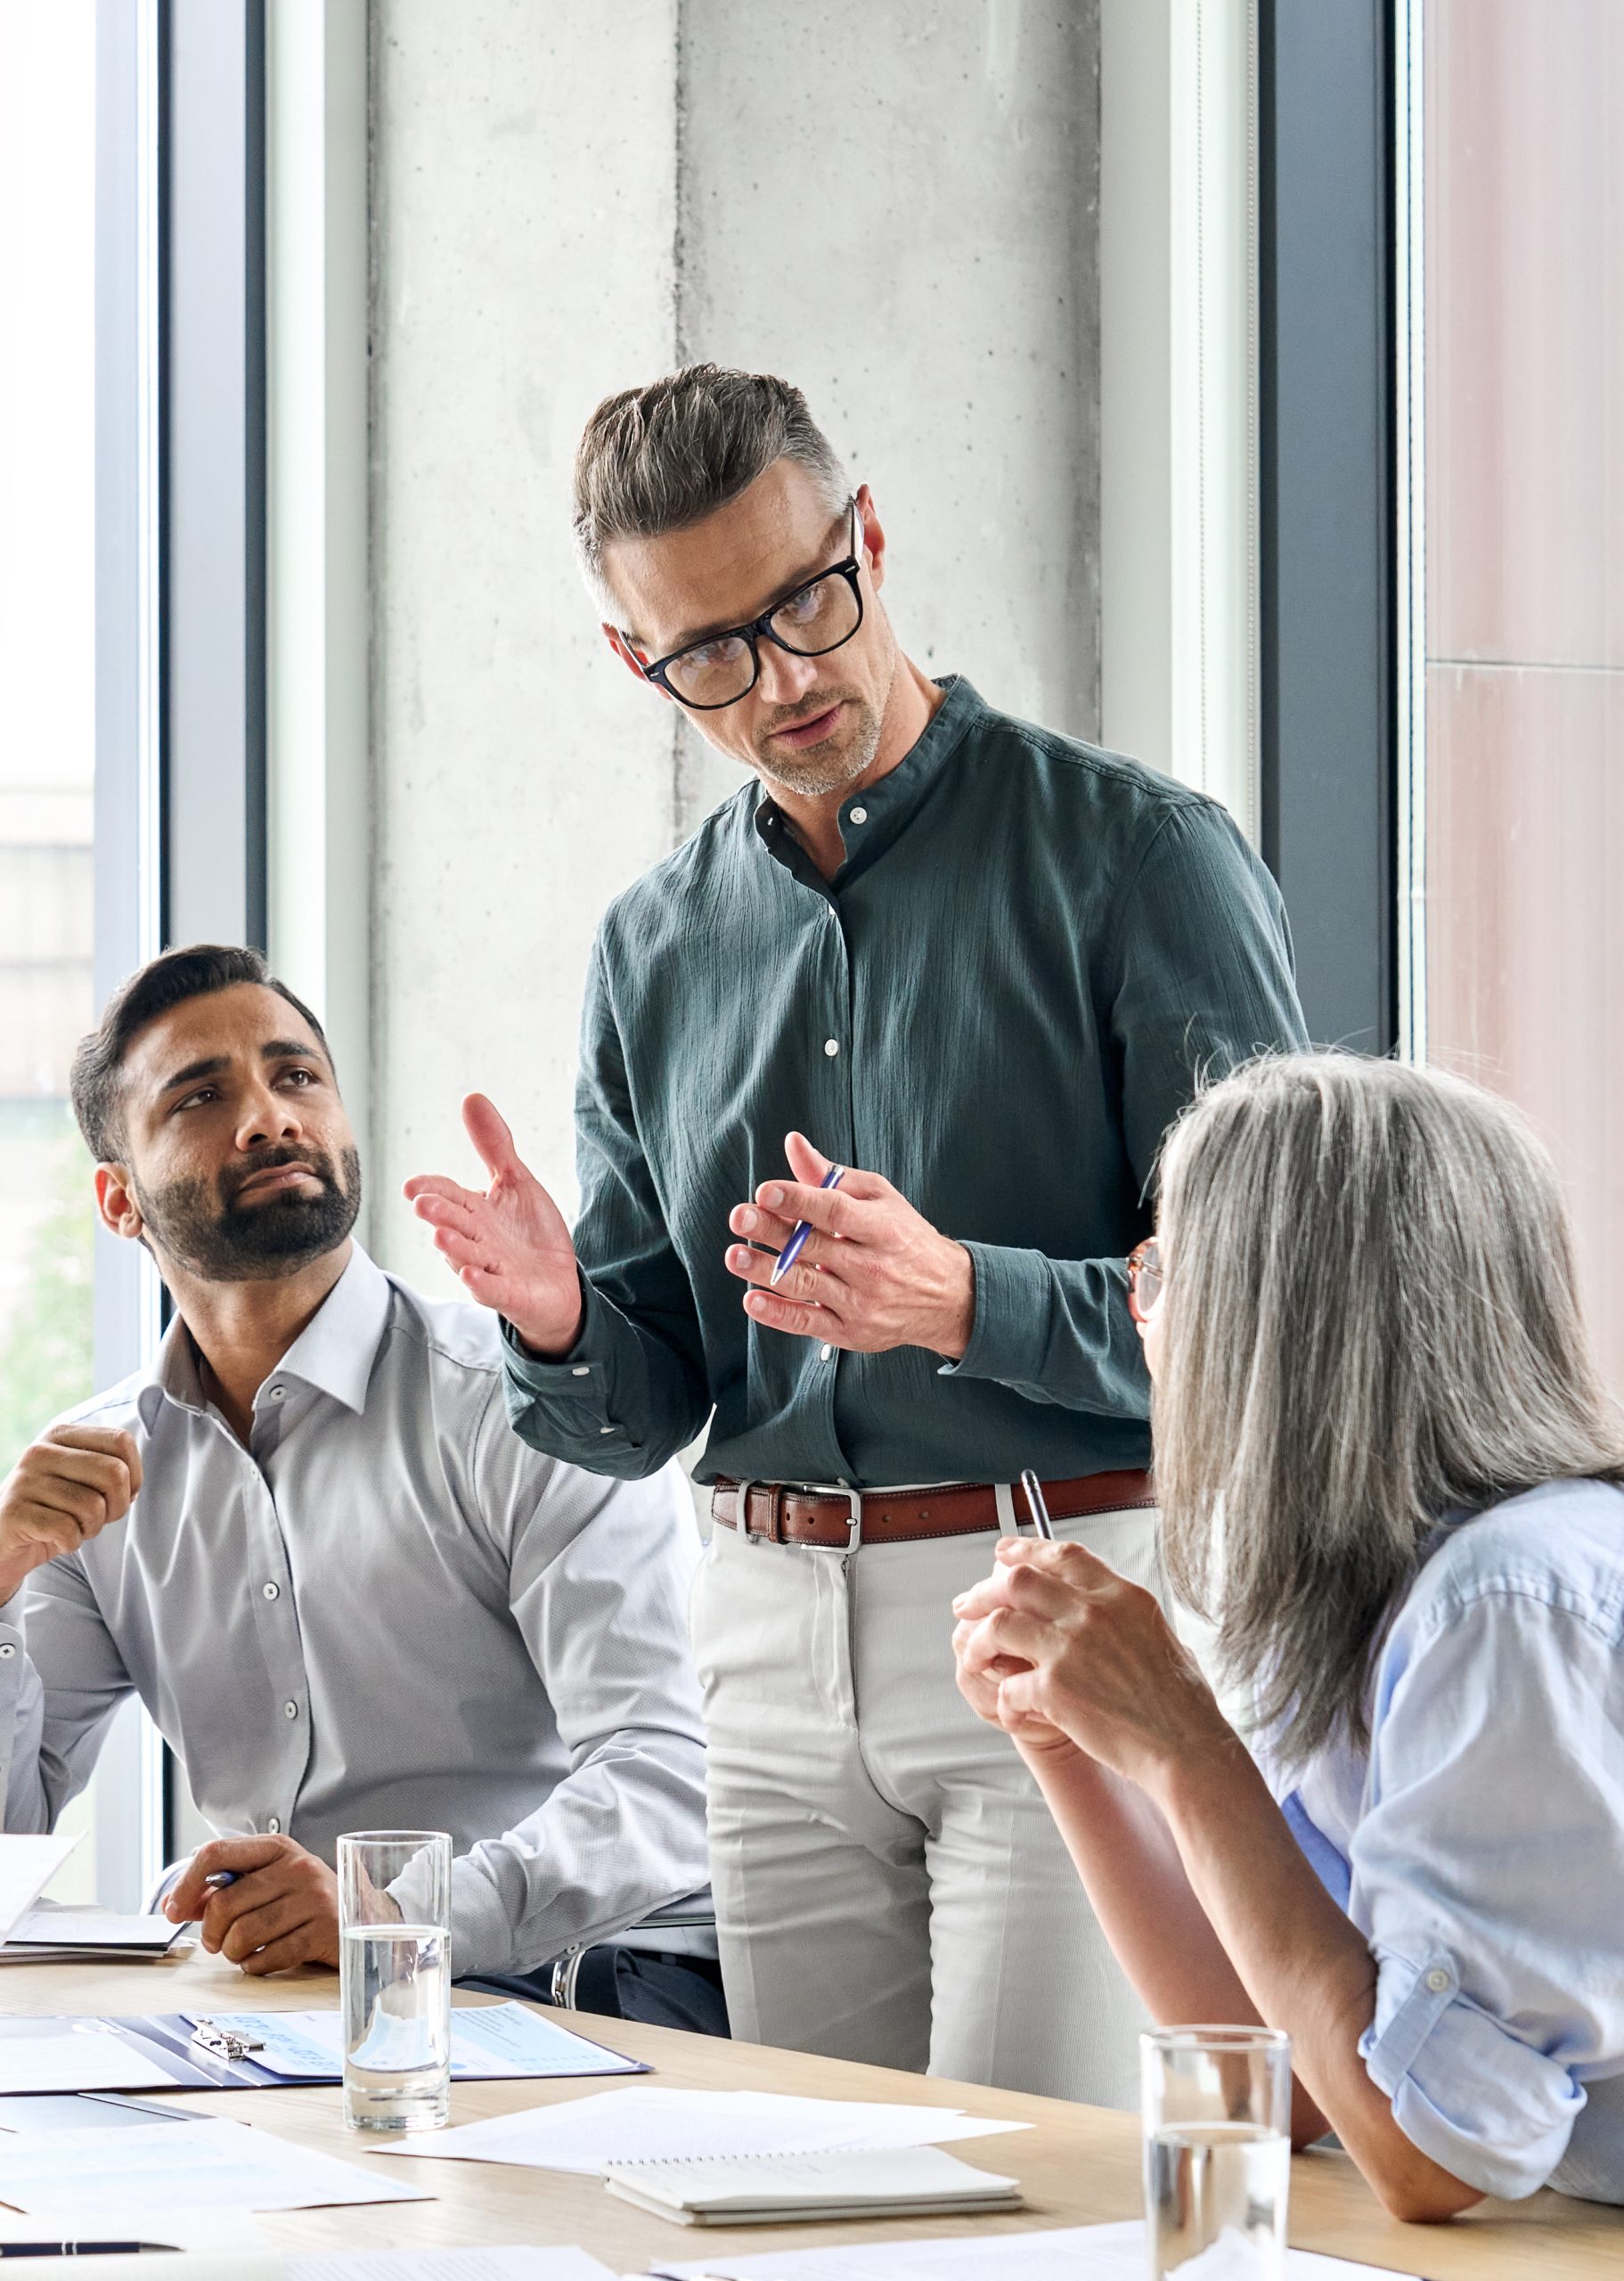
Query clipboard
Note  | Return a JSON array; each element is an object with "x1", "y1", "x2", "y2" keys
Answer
[{"x1": 0, "y1": 2002, "x2": 646, "y2": 2095}]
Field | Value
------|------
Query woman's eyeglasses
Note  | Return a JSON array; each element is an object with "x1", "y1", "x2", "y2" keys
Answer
[{"x1": 1126, "y1": 1238, "x2": 1164, "y2": 1326}]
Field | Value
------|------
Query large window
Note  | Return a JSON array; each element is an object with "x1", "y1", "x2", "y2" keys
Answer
[
  {"x1": 0, "y1": 7, "x2": 98, "y2": 1478},
  {"x1": 0, "y1": 0, "x2": 102, "y2": 1902},
  {"x1": 1404, "y1": 0, "x2": 1623, "y2": 1386}
]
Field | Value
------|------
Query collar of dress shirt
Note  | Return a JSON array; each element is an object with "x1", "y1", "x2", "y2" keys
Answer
[
  {"x1": 751, "y1": 671, "x2": 981, "y2": 886},
  {"x1": 135, "y1": 1242, "x2": 392, "y2": 1430}
]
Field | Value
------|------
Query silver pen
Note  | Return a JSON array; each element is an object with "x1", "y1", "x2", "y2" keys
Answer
[{"x1": 1019, "y1": 1467, "x2": 1056, "y2": 1539}]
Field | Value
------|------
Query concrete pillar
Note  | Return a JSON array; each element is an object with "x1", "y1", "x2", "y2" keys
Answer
[
  {"x1": 370, "y1": 0, "x2": 681, "y2": 1266},
  {"x1": 675, "y1": 0, "x2": 1101, "y2": 825},
  {"x1": 369, "y1": 0, "x2": 1100, "y2": 1278}
]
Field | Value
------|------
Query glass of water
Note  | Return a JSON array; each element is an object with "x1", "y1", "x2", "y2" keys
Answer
[
  {"x1": 338, "y1": 1828, "x2": 452, "y2": 2133},
  {"x1": 1142, "y1": 2025, "x2": 1293, "y2": 2280}
]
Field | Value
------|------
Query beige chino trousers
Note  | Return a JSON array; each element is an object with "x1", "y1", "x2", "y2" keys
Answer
[{"x1": 689, "y1": 1500, "x2": 1166, "y2": 2106}]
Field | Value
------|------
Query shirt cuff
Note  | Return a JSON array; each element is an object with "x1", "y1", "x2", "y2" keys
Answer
[
  {"x1": 498, "y1": 1285, "x2": 641, "y2": 1459},
  {"x1": 498, "y1": 1273, "x2": 606, "y2": 1388},
  {"x1": 447, "y1": 1852, "x2": 530, "y2": 1982},
  {"x1": 0, "y1": 1613, "x2": 33, "y2": 1833},
  {"x1": 941, "y1": 1242, "x2": 1054, "y2": 1386},
  {"x1": 382, "y1": 1852, "x2": 517, "y2": 1983},
  {"x1": 0, "y1": 1615, "x2": 26, "y2": 1698},
  {"x1": 1360, "y1": 1948, "x2": 1585, "y2": 2199}
]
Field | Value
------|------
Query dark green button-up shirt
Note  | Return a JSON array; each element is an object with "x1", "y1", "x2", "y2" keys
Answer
[{"x1": 503, "y1": 676, "x2": 1307, "y2": 1488}]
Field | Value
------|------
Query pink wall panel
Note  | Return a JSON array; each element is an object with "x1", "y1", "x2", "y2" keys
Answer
[{"x1": 1424, "y1": 0, "x2": 1624, "y2": 1389}]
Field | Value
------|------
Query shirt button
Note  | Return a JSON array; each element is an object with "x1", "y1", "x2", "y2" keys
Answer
[
  {"x1": 571, "y1": 1366, "x2": 591, "y2": 1378},
  {"x1": 1425, "y1": 1966, "x2": 1451, "y2": 1993},
  {"x1": 266, "y1": 1816, "x2": 282, "y2": 1834},
  {"x1": 820, "y1": 1344, "x2": 834, "y2": 1361},
  {"x1": 599, "y1": 1425, "x2": 615, "y2": 1435},
  {"x1": 283, "y1": 1700, "x2": 299, "y2": 1720},
  {"x1": 262, "y1": 1582, "x2": 280, "y2": 1601},
  {"x1": 848, "y1": 805, "x2": 868, "y2": 824},
  {"x1": 267, "y1": 1384, "x2": 286, "y2": 1402},
  {"x1": 823, "y1": 1038, "x2": 840, "y2": 1058},
  {"x1": 0, "y1": 1643, "x2": 14, "y2": 1660}
]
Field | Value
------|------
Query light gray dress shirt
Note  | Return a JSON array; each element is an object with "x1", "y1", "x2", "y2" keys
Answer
[{"x1": 0, "y1": 1246, "x2": 710, "y2": 1978}]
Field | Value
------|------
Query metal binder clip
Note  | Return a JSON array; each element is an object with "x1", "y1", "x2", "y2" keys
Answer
[{"x1": 190, "y1": 2016, "x2": 265, "y2": 2064}]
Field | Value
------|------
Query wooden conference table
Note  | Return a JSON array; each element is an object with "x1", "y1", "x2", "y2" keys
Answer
[{"x1": 3, "y1": 1951, "x2": 1620, "y2": 2277}]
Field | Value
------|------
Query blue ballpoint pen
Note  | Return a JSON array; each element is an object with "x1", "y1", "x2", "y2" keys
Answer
[{"x1": 770, "y1": 1164, "x2": 845, "y2": 1286}]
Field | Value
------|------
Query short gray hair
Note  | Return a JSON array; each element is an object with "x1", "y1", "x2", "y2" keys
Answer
[
  {"x1": 572, "y1": 363, "x2": 850, "y2": 617},
  {"x1": 1152, "y1": 1052, "x2": 1624, "y2": 1768}
]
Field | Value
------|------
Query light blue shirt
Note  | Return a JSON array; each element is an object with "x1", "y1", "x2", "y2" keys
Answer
[
  {"x1": 0, "y1": 1247, "x2": 710, "y2": 1978},
  {"x1": 1270, "y1": 1477, "x2": 1624, "y2": 2204}
]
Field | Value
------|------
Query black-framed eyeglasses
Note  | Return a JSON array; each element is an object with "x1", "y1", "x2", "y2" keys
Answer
[{"x1": 635, "y1": 500, "x2": 865, "y2": 711}]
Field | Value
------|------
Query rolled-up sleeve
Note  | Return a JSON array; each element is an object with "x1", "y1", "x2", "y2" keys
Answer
[{"x1": 1347, "y1": 1588, "x2": 1624, "y2": 2200}]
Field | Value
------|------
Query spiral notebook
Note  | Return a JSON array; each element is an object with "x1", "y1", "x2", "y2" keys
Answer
[{"x1": 603, "y1": 2143, "x2": 1024, "y2": 2227}]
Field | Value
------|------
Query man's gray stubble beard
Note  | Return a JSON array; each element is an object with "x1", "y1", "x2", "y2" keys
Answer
[{"x1": 755, "y1": 696, "x2": 884, "y2": 798}]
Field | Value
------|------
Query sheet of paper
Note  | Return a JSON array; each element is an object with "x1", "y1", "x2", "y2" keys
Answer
[
  {"x1": 0, "y1": 2202, "x2": 272, "y2": 2251},
  {"x1": 657, "y1": 2220, "x2": 1419, "y2": 2281},
  {"x1": 288, "y1": 2252, "x2": 616, "y2": 2280},
  {"x1": 375, "y1": 2086, "x2": 1025, "y2": 2174},
  {"x1": 0, "y1": 2018, "x2": 177, "y2": 2093},
  {"x1": 212, "y1": 2000, "x2": 637, "y2": 2081},
  {"x1": 0, "y1": 2115, "x2": 433, "y2": 2215},
  {"x1": 0, "y1": 2258, "x2": 286, "y2": 2281},
  {"x1": 0, "y1": 2091, "x2": 192, "y2": 2132},
  {"x1": 6, "y1": 1909, "x2": 181, "y2": 1951},
  {"x1": 0, "y1": 1833, "x2": 82, "y2": 1942}
]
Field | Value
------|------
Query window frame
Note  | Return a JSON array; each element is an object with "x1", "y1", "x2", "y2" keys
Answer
[
  {"x1": 1255, "y1": 0, "x2": 1399, "y2": 1055},
  {"x1": 94, "y1": 0, "x2": 269, "y2": 1900}
]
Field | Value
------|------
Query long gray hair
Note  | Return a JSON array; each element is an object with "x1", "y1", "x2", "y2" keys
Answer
[{"x1": 1153, "y1": 1052, "x2": 1624, "y2": 1767}]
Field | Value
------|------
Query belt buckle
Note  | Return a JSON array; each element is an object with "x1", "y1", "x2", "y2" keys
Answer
[
  {"x1": 798, "y1": 1480, "x2": 862, "y2": 1553},
  {"x1": 730, "y1": 1478, "x2": 760, "y2": 1547},
  {"x1": 731, "y1": 1479, "x2": 791, "y2": 1548}
]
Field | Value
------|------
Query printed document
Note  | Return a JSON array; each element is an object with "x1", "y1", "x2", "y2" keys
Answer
[{"x1": 0, "y1": 2114, "x2": 433, "y2": 2215}]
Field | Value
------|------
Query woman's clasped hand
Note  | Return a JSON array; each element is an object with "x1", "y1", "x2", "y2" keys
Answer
[{"x1": 951, "y1": 1534, "x2": 1231, "y2": 1788}]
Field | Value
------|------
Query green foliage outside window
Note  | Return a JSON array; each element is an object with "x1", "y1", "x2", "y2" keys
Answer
[{"x1": 0, "y1": 1105, "x2": 96, "y2": 1481}]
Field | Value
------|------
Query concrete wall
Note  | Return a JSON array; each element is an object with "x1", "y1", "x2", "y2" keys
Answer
[{"x1": 370, "y1": 0, "x2": 1100, "y2": 1281}]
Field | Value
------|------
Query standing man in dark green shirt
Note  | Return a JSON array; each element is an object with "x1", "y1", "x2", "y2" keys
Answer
[{"x1": 407, "y1": 364, "x2": 1307, "y2": 2105}]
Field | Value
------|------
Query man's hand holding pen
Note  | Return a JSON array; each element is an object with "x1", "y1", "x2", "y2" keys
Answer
[
  {"x1": 408, "y1": 1105, "x2": 974, "y2": 1362},
  {"x1": 726, "y1": 1131, "x2": 975, "y2": 1360}
]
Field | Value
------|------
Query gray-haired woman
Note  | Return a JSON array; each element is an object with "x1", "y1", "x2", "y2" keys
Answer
[{"x1": 952, "y1": 1054, "x2": 1624, "y2": 2218}]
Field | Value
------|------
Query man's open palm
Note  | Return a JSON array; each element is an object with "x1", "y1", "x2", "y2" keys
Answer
[{"x1": 404, "y1": 1095, "x2": 584, "y2": 1354}]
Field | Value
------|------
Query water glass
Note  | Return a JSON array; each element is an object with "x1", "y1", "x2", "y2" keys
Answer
[
  {"x1": 338, "y1": 1828, "x2": 452, "y2": 2133},
  {"x1": 1142, "y1": 2025, "x2": 1293, "y2": 2279}
]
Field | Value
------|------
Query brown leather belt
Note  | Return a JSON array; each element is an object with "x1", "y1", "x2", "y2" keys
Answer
[{"x1": 711, "y1": 1469, "x2": 1155, "y2": 1549}]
